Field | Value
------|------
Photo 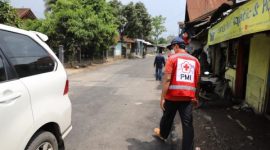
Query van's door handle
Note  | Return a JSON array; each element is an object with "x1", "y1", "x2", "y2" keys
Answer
[{"x1": 0, "y1": 93, "x2": 22, "y2": 104}]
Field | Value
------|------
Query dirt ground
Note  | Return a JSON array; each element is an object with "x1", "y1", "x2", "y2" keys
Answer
[
  {"x1": 193, "y1": 100, "x2": 270, "y2": 150},
  {"x1": 65, "y1": 58, "x2": 125, "y2": 75}
]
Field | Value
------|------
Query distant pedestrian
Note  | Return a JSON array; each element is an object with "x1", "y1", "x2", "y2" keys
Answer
[
  {"x1": 154, "y1": 49, "x2": 165, "y2": 81},
  {"x1": 154, "y1": 36, "x2": 201, "y2": 150}
]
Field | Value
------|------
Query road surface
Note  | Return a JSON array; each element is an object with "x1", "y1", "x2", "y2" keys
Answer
[{"x1": 65, "y1": 57, "x2": 180, "y2": 150}]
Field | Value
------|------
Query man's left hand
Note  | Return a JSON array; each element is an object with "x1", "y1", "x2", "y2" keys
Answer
[{"x1": 160, "y1": 98, "x2": 165, "y2": 111}]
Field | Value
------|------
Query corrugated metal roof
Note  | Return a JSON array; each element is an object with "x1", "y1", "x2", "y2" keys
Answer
[{"x1": 186, "y1": 0, "x2": 228, "y2": 21}]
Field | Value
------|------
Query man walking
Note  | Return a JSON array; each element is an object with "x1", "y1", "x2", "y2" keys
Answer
[
  {"x1": 154, "y1": 36, "x2": 200, "y2": 150},
  {"x1": 154, "y1": 49, "x2": 166, "y2": 81}
]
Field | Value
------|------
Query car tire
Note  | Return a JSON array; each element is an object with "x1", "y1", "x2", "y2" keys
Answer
[{"x1": 26, "y1": 131, "x2": 58, "y2": 150}]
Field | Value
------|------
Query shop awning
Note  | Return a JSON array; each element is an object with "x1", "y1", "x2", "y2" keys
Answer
[{"x1": 136, "y1": 39, "x2": 153, "y2": 46}]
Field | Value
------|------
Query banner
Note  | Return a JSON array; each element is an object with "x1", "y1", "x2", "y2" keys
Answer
[
  {"x1": 236, "y1": 0, "x2": 248, "y2": 3},
  {"x1": 208, "y1": 0, "x2": 270, "y2": 45}
]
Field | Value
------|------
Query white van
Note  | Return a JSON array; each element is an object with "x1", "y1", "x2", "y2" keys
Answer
[{"x1": 0, "y1": 24, "x2": 72, "y2": 150}]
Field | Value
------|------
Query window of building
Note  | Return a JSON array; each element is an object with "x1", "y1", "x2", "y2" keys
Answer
[{"x1": 0, "y1": 30, "x2": 55, "y2": 78}]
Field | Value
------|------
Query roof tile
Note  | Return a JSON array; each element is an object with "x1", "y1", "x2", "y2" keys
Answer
[{"x1": 186, "y1": 0, "x2": 228, "y2": 21}]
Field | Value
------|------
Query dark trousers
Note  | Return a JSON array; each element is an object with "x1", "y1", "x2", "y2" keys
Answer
[
  {"x1": 155, "y1": 67, "x2": 163, "y2": 81},
  {"x1": 160, "y1": 100, "x2": 194, "y2": 150}
]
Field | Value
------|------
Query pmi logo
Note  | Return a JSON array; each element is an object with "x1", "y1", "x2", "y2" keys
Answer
[{"x1": 179, "y1": 61, "x2": 194, "y2": 81}]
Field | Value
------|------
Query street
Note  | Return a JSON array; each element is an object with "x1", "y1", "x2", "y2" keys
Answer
[
  {"x1": 65, "y1": 57, "x2": 180, "y2": 150},
  {"x1": 3, "y1": 1, "x2": 270, "y2": 150},
  {"x1": 64, "y1": 56, "x2": 270, "y2": 150}
]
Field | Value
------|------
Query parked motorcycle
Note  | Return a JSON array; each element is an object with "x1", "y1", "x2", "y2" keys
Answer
[{"x1": 198, "y1": 71, "x2": 233, "y2": 107}]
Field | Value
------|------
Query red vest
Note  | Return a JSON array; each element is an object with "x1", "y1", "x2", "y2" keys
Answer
[{"x1": 166, "y1": 53, "x2": 200, "y2": 101}]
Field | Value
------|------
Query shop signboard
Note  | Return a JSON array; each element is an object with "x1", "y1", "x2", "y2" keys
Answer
[
  {"x1": 208, "y1": 0, "x2": 270, "y2": 45},
  {"x1": 236, "y1": 0, "x2": 248, "y2": 3}
]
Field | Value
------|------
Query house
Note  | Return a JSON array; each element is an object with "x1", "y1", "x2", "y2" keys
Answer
[
  {"x1": 112, "y1": 36, "x2": 135, "y2": 58},
  {"x1": 111, "y1": 35, "x2": 153, "y2": 59},
  {"x1": 184, "y1": 0, "x2": 270, "y2": 116},
  {"x1": 183, "y1": 0, "x2": 232, "y2": 49},
  {"x1": 134, "y1": 39, "x2": 152, "y2": 57},
  {"x1": 15, "y1": 8, "x2": 37, "y2": 20},
  {"x1": 185, "y1": 0, "x2": 229, "y2": 22},
  {"x1": 182, "y1": 0, "x2": 233, "y2": 73},
  {"x1": 207, "y1": 0, "x2": 270, "y2": 116}
]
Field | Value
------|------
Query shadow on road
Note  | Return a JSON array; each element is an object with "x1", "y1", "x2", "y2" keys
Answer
[
  {"x1": 126, "y1": 138, "x2": 176, "y2": 150},
  {"x1": 194, "y1": 100, "x2": 270, "y2": 150},
  {"x1": 198, "y1": 99, "x2": 234, "y2": 110}
]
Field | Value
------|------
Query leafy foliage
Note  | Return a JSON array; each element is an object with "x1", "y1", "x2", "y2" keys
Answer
[
  {"x1": 158, "y1": 37, "x2": 167, "y2": 44},
  {"x1": 108, "y1": 0, "x2": 125, "y2": 32},
  {"x1": 151, "y1": 15, "x2": 166, "y2": 46},
  {"x1": 22, "y1": 0, "x2": 155, "y2": 63},
  {"x1": 23, "y1": 0, "x2": 118, "y2": 60},
  {"x1": 0, "y1": 0, "x2": 20, "y2": 26},
  {"x1": 44, "y1": 0, "x2": 57, "y2": 12},
  {"x1": 122, "y1": 2, "x2": 152, "y2": 39},
  {"x1": 109, "y1": 1, "x2": 154, "y2": 40}
]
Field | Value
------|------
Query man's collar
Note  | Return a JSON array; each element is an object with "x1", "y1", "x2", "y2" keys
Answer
[{"x1": 175, "y1": 49, "x2": 186, "y2": 54}]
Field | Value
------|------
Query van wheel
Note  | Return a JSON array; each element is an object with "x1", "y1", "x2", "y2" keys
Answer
[{"x1": 26, "y1": 131, "x2": 58, "y2": 150}]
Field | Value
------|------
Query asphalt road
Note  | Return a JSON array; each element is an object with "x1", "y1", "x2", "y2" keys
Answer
[{"x1": 64, "y1": 57, "x2": 180, "y2": 150}]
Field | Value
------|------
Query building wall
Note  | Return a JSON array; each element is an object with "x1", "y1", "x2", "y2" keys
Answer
[
  {"x1": 114, "y1": 42, "x2": 122, "y2": 56},
  {"x1": 246, "y1": 33, "x2": 270, "y2": 113},
  {"x1": 225, "y1": 68, "x2": 236, "y2": 94},
  {"x1": 135, "y1": 41, "x2": 144, "y2": 56},
  {"x1": 212, "y1": 46, "x2": 221, "y2": 75},
  {"x1": 212, "y1": 43, "x2": 227, "y2": 76}
]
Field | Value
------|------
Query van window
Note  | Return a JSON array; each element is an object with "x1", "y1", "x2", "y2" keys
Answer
[
  {"x1": 0, "y1": 56, "x2": 6, "y2": 82},
  {"x1": 0, "y1": 30, "x2": 55, "y2": 78}
]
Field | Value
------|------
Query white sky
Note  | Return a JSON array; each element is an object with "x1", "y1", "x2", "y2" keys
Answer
[{"x1": 9, "y1": 0, "x2": 186, "y2": 37}]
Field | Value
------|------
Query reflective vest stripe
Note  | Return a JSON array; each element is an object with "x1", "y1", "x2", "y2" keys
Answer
[
  {"x1": 176, "y1": 53, "x2": 194, "y2": 58},
  {"x1": 170, "y1": 53, "x2": 195, "y2": 59},
  {"x1": 169, "y1": 85, "x2": 196, "y2": 91}
]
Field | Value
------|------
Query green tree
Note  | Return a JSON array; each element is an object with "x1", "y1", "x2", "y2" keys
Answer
[
  {"x1": 151, "y1": 15, "x2": 166, "y2": 47},
  {"x1": 167, "y1": 35, "x2": 175, "y2": 43},
  {"x1": 23, "y1": 0, "x2": 118, "y2": 64},
  {"x1": 44, "y1": 0, "x2": 57, "y2": 12},
  {"x1": 134, "y1": 2, "x2": 152, "y2": 39},
  {"x1": 77, "y1": 0, "x2": 118, "y2": 56},
  {"x1": 0, "y1": 0, "x2": 20, "y2": 26},
  {"x1": 158, "y1": 37, "x2": 167, "y2": 44},
  {"x1": 21, "y1": 19, "x2": 43, "y2": 32},
  {"x1": 122, "y1": 2, "x2": 152, "y2": 39},
  {"x1": 108, "y1": 0, "x2": 126, "y2": 32}
]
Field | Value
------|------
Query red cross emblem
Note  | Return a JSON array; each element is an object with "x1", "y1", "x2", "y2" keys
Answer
[
  {"x1": 183, "y1": 64, "x2": 189, "y2": 71},
  {"x1": 181, "y1": 61, "x2": 191, "y2": 73}
]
